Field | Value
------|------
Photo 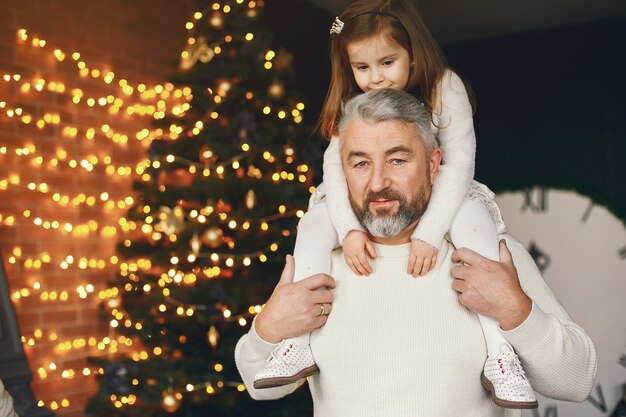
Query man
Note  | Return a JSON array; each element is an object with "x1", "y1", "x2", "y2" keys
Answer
[{"x1": 235, "y1": 89, "x2": 596, "y2": 416}]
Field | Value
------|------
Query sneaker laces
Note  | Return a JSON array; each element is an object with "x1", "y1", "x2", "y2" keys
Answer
[
  {"x1": 500, "y1": 351, "x2": 529, "y2": 383},
  {"x1": 267, "y1": 340, "x2": 292, "y2": 364}
]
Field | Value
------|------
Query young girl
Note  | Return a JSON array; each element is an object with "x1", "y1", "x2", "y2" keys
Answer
[{"x1": 254, "y1": 0, "x2": 537, "y2": 409}]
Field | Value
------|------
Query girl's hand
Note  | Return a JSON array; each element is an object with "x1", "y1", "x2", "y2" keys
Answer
[
  {"x1": 408, "y1": 239, "x2": 438, "y2": 277},
  {"x1": 343, "y1": 230, "x2": 377, "y2": 276}
]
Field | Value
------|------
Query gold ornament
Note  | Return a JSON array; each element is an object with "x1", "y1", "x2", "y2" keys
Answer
[
  {"x1": 245, "y1": 189, "x2": 257, "y2": 210},
  {"x1": 198, "y1": 44, "x2": 215, "y2": 64},
  {"x1": 267, "y1": 81, "x2": 285, "y2": 100},
  {"x1": 190, "y1": 234, "x2": 201, "y2": 256},
  {"x1": 155, "y1": 206, "x2": 185, "y2": 236},
  {"x1": 209, "y1": 13, "x2": 224, "y2": 29},
  {"x1": 207, "y1": 325, "x2": 220, "y2": 349},
  {"x1": 201, "y1": 226, "x2": 224, "y2": 248},
  {"x1": 180, "y1": 37, "x2": 215, "y2": 70},
  {"x1": 274, "y1": 50, "x2": 294, "y2": 71},
  {"x1": 161, "y1": 389, "x2": 182, "y2": 413}
]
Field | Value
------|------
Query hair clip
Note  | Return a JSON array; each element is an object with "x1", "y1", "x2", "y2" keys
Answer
[{"x1": 329, "y1": 16, "x2": 344, "y2": 35}]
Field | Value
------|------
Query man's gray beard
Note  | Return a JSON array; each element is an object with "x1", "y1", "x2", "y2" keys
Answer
[
  {"x1": 351, "y1": 187, "x2": 430, "y2": 238},
  {"x1": 362, "y1": 205, "x2": 418, "y2": 238}
]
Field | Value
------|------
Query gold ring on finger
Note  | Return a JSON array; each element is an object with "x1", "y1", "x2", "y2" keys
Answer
[{"x1": 318, "y1": 303, "x2": 325, "y2": 317}]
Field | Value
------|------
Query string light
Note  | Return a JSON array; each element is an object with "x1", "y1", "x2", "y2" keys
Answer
[
  {"x1": 0, "y1": 140, "x2": 136, "y2": 178},
  {"x1": 15, "y1": 29, "x2": 193, "y2": 105},
  {"x1": 0, "y1": 98, "x2": 171, "y2": 144}
]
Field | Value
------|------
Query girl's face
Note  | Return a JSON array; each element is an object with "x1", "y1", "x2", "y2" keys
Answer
[{"x1": 346, "y1": 35, "x2": 411, "y2": 93}]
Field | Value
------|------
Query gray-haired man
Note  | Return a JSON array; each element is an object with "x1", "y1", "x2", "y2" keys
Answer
[{"x1": 236, "y1": 88, "x2": 596, "y2": 417}]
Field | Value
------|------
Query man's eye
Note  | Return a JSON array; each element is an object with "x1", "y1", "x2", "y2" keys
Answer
[
  {"x1": 353, "y1": 161, "x2": 368, "y2": 168},
  {"x1": 390, "y1": 159, "x2": 405, "y2": 165}
]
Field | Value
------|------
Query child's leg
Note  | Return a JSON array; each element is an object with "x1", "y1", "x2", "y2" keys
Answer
[
  {"x1": 448, "y1": 199, "x2": 537, "y2": 407},
  {"x1": 449, "y1": 198, "x2": 508, "y2": 358},
  {"x1": 290, "y1": 200, "x2": 338, "y2": 347},
  {"x1": 253, "y1": 201, "x2": 336, "y2": 389}
]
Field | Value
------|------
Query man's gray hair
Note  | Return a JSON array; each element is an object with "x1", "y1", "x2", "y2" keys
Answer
[{"x1": 338, "y1": 89, "x2": 437, "y2": 155}]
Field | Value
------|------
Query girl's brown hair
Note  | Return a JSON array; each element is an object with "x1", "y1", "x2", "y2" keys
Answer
[{"x1": 318, "y1": 0, "x2": 471, "y2": 140}]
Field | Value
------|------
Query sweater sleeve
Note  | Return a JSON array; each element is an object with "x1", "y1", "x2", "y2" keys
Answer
[
  {"x1": 411, "y1": 70, "x2": 476, "y2": 249},
  {"x1": 322, "y1": 136, "x2": 365, "y2": 244},
  {"x1": 502, "y1": 235, "x2": 597, "y2": 402},
  {"x1": 234, "y1": 318, "x2": 305, "y2": 400}
]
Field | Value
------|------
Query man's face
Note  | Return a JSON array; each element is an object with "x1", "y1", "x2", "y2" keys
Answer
[{"x1": 341, "y1": 118, "x2": 441, "y2": 242}]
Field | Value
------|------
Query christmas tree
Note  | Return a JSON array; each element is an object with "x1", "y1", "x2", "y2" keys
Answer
[{"x1": 86, "y1": 1, "x2": 316, "y2": 415}]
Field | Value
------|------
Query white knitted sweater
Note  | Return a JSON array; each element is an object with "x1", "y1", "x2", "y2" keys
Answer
[
  {"x1": 235, "y1": 236, "x2": 597, "y2": 417},
  {"x1": 322, "y1": 69, "x2": 476, "y2": 248}
]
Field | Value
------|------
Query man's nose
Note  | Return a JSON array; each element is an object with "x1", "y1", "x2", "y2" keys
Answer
[{"x1": 370, "y1": 164, "x2": 391, "y2": 191}]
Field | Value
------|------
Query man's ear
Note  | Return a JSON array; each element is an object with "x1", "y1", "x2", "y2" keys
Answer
[{"x1": 429, "y1": 148, "x2": 442, "y2": 185}]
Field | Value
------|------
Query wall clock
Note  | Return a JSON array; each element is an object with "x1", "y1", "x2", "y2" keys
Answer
[{"x1": 495, "y1": 188, "x2": 626, "y2": 417}]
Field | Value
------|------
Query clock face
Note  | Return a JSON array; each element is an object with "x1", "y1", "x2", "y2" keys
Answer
[{"x1": 496, "y1": 188, "x2": 626, "y2": 417}]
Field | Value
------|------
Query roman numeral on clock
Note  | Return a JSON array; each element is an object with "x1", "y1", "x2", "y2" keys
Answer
[
  {"x1": 528, "y1": 241, "x2": 551, "y2": 273},
  {"x1": 521, "y1": 187, "x2": 547, "y2": 212},
  {"x1": 581, "y1": 201, "x2": 594, "y2": 223}
]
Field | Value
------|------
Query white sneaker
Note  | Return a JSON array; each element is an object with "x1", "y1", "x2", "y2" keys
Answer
[
  {"x1": 253, "y1": 338, "x2": 319, "y2": 389},
  {"x1": 481, "y1": 344, "x2": 538, "y2": 409}
]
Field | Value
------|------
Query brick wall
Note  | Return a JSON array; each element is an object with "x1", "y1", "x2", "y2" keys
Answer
[{"x1": 0, "y1": 1, "x2": 192, "y2": 415}]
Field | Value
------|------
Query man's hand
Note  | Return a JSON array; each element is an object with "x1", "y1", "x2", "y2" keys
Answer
[
  {"x1": 451, "y1": 239, "x2": 532, "y2": 330},
  {"x1": 343, "y1": 230, "x2": 377, "y2": 276},
  {"x1": 407, "y1": 239, "x2": 438, "y2": 277},
  {"x1": 256, "y1": 255, "x2": 336, "y2": 343}
]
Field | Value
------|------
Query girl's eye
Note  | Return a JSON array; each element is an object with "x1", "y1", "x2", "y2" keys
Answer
[
  {"x1": 356, "y1": 65, "x2": 368, "y2": 71},
  {"x1": 383, "y1": 59, "x2": 395, "y2": 66}
]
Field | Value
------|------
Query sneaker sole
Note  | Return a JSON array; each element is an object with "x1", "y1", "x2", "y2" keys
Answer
[
  {"x1": 480, "y1": 373, "x2": 538, "y2": 409},
  {"x1": 253, "y1": 364, "x2": 320, "y2": 389}
]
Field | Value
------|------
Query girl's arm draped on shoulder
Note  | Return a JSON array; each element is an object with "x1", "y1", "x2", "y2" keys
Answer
[
  {"x1": 323, "y1": 137, "x2": 365, "y2": 244},
  {"x1": 411, "y1": 70, "x2": 476, "y2": 249},
  {"x1": 502, "y1": 236, "x2": 597, "y2": 402}
]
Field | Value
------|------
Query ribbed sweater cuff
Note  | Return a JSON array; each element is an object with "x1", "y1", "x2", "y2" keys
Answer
[
  {"x1": 411, "y1": 228, "x2": 446, "y2": 252},
  {"x1": 248, "y1": 317, "x2": 280, "y2": 358},
  {"x1": 502, "y1": 301, "x2": 550, "y2": 354}
]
